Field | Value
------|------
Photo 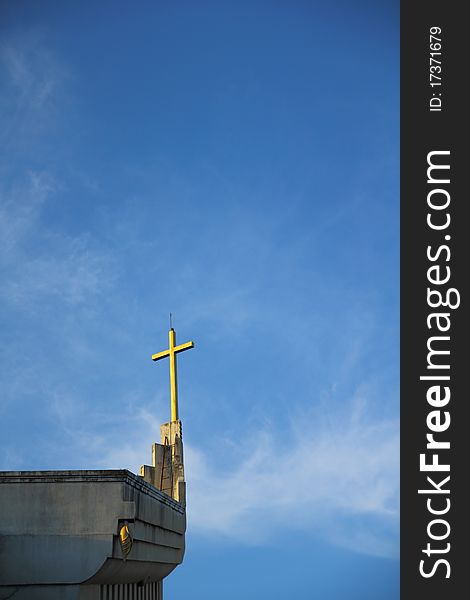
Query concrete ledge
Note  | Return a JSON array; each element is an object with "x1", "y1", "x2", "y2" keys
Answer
[{"x1": 0, "y1": 470, "x2": 184, "y2": 514}]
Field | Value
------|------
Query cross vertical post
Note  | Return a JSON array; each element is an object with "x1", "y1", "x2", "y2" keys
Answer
[{"x1": 168, "y1": 328, "x2": 178, "y2": 421}]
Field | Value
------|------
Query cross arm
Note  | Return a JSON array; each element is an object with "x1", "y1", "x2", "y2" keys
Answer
[
  {"x1": 174, "y1": 341, "x2": 194, "y2": 354},
  {"x1": 151, "y1": 349, "x2": 171, "y2": 362}
]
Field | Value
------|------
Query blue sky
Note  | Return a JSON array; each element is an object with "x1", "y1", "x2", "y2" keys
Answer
[{"x1": 0, "y1": 1, "x2": 399, "y2": 598}]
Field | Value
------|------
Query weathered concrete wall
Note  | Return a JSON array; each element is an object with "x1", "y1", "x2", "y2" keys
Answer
[{"x1": 0, "y1": 470, "x2": 185, "y2": 597}]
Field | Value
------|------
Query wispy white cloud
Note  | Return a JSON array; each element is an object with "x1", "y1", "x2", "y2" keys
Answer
[
  {"x1": 0, "y1": 37, "x2": 107, "y2": 307},
  {"x1": 5, "y1": 235, "x2": 114, "y2": 307},
  {"x1": 0, "y1": 172, "x2": 116, "y2": 310},
  {"x1": 0, "y1": 35, "x2": 64, "y2": 144},
  {"x1": 183, "y1": 405, "x2": 398, "y2": 558},
  {"x1": 0, "y1": 172, "x2": 52, "y2": 254}
]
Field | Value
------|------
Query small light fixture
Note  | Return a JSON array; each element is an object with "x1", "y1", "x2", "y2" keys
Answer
[{"x1": 119, "y1": 522, "x2": 133, "y2": 559}]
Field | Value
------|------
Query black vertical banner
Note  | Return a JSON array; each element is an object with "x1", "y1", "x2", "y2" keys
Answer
[{"x1": 401, "y1": 2, "x2": 468, "y2": 598}]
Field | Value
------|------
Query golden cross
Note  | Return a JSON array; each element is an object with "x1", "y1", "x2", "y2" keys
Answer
[{"x1": 152, "y1": 328, "x2": 194, "y2": 422}]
